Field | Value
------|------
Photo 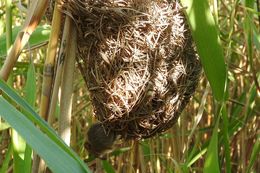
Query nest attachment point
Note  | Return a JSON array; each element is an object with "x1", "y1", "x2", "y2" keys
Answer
[{"x1": 57, "y1": 0, "x2": 202, "y2": 140}]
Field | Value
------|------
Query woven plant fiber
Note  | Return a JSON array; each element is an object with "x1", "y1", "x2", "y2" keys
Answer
[{"x1": 57, "y1": 0, "x2": 202, "y2": 140}]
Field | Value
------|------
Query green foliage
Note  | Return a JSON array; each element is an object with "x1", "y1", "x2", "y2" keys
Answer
[
  {"x1": 0, "y1": 0, "x2": 259, "y2": 172},
  {"x1": 0, "y1": 79, "x2": 91, "y2": 173},
  {"x1": 0, "y1": 25, "x2": 51, "y2": 57},
  {"x1": 246, "y1": 135, "x2": 260, "y2": 173},
  {"x1": 0, "y1": 143, "x2": 12, "y2": 173},
  {"x1": 203, "y1": 116, "x2": 220, "y2": 173},
  {"x1": 221, "y1": 106, "x2": 231, "y2": 173},
  {"x1": 0, "y1": 98, "x2": 86, "y2": 173},
  {"x1": 181, "y1": 0, "x2": 227, "y2": 102},
  {"x1": 102, "y1": 160, "x2": 116, "y2": 173},
  {"x1": 23, "y1": 60, "x2": 36, "y2": 173}
]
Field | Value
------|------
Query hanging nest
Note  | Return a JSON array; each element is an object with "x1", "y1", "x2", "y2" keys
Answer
[{"x1": 56, "y1": 0, "x2": 201, "y2": 139}]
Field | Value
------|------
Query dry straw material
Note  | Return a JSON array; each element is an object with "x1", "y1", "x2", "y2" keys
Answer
[{"x1": 58, "y1": 0, "x2": 201, "y2": 140}]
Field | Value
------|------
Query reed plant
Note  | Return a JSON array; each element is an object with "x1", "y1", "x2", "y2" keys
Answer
[{"x1": 0, "y1": 0, "x2": 259, "y2": 172}]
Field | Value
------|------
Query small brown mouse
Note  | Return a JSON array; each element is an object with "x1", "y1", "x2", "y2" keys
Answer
[{"x1": 85, "y1": 123, "x2": 117, "y2": 159}]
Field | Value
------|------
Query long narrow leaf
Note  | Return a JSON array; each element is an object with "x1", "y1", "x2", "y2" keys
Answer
[
  {"x1": 0, "y1": 143, "x2": 13, "y2": 173},
  {"x1": 24, "y1": 60, "x2": 37, "y2": 173},
  {"x1": 246, "y1": 135, "x2": 260, "y2": 173},
  {"x1": 0, "y1": 97, "x2": 86, "y2": 173},
  {"x1": 180, "y1": 0, "x2": 227, "y2": 102},
  {"x1": 221, "y1": 106, "x2": 231, "y2": 173},
  {"x1": 203, "y1": 116, "x2": 220, "y2": 173},
  {"x1": 0, "y1": 78, "x2": 90, "y2": 172},
  {"x1": 102, "y1": 160, "x2": 116, "y2": 173}
]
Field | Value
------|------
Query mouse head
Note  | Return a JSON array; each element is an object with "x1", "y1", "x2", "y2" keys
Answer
[{"x1": 85, "y1": 123, "x2": 116, "y2": 159}]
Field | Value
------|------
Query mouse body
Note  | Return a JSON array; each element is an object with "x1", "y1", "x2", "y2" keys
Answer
[{"x1": 86, "y1": 123, "x2": 117, "y2": 159}]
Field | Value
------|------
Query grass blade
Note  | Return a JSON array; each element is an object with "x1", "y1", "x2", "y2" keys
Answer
[
  {"x1": 203, "y1": 116, "x2": 220, "y2": 173},
  {"x1": 5, "y1": 0, "x2": 12, "y2": 49},
  {"x1": 0, "y1": 78, "x2": 90, "y2": 172},
  {"x1": 102, "y1": 160, "x2": 116, "y2": 173},
  {"x1": 187, "y1": 148, "x2": 207, "y2": 167},
  {"x1": 24, "y1": 59, "x2": 36, "y2": 107},
  {"x1": 12, "y1": 129, "x2": 26, "y2": 173},
  {"x1": 24, "y1": 60, "x2": 37, "y2": 173},
  {"x1": 180, "y1": 0, "x2": 227, "y2": 101},
  {"x1": 221, "y1": 106, "x2": 231, "y2": 173},
  {"x1": 0, "y1": 97, "x2": 87, "y2": 173},
  {"x1": 246, "y1": 135, "x2": 260, "y2": 173},
  {"x1": 0, "y1": 142, "x2": 13, "y2": 173},
  {"x1": 244, "y1": 0, "x2": 260, "y2": 93}
]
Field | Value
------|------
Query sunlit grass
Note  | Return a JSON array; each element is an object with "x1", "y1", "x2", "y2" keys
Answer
[{"x1": 0, "y1": 0, "x2": 259, "y2": 173}]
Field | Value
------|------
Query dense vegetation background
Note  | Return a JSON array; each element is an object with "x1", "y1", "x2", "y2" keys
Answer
[{"x1": 0, "y1": 0, "x2": 259, "y2": 173}]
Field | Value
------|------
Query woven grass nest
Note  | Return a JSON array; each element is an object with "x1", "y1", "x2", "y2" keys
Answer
[{"x1": 57, "y1": 0, "x2": 201, "y2": 142}]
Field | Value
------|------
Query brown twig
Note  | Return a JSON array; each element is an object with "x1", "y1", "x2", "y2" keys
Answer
[
  {"x1": 47, "y1": 16, "x2": 71, "y2": 125},
  {"x1": 58, "y1": 16, "x2": 77, "y2": 145},
  {"x1": 0, "y1": 0, "x2": 48, "y2": 81},
  {"x1": 32, "y1": 1, "x2": 62, "y2": 173}
]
